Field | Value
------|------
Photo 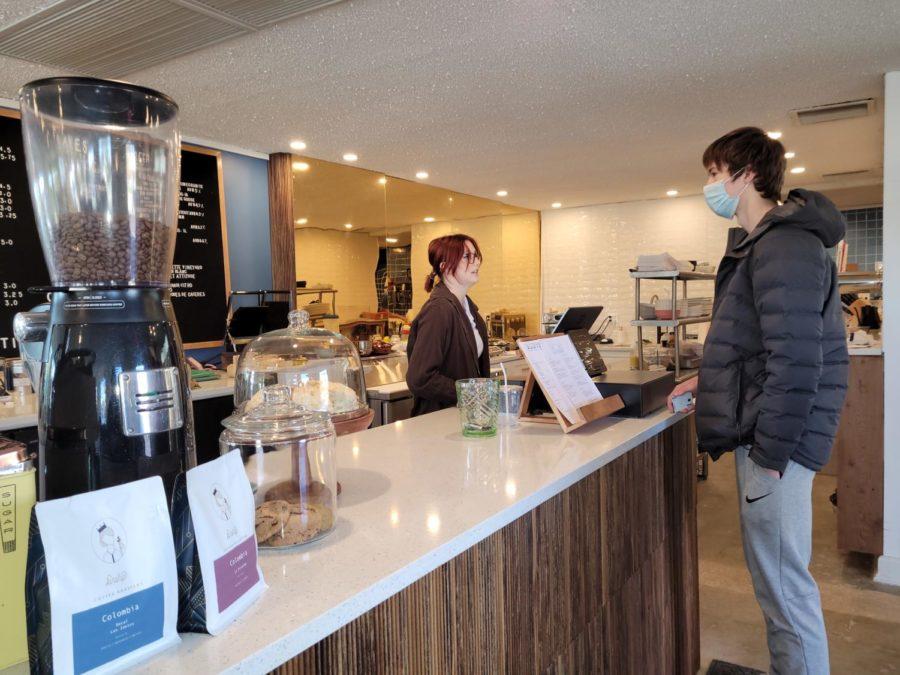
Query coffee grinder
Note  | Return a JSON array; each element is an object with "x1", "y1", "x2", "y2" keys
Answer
[{"x1": 13, "y1": 77, "x2": 195, "y2": 501}]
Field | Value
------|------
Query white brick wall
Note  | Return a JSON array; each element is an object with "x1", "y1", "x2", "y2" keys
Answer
[
  {"x1": 295, "y1": 228, "x2": 379, "y2": 331},
  {"x1": 411, "y1": 213, "x2": 542, "y2": 333},
  {"x1": 541, "y1": 195, "x2": 730, "y2": 343},
  {"x1": 293, "y1": 214, "x2": 541, "y2": 334}
]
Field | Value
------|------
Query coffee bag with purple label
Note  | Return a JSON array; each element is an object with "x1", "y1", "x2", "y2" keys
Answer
[
  {"x1": 27, "y1": 476, "x2": 180, "y2": 674},
  {"x1": 172, "y1": 450, "x2": 265, "y2": 635}
]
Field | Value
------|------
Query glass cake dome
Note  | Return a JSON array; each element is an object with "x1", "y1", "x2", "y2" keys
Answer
[{"x1": 234, "y1": 310, "x2": 371, "y2": 431}]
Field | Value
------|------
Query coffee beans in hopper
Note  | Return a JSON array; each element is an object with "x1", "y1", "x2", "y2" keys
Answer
[{"x1": 50, "y1": 212, "x2": 173, "y2": 285}]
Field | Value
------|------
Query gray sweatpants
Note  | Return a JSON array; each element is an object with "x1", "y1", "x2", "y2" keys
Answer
[{"x1": 734, "y1": 446, "x2": 829, "y2": 675}]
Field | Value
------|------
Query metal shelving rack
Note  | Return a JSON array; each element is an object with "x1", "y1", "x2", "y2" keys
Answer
[
  {"x1": 296, "y1": 287, "x2": 339, "y2": 324},
  {"x1": 630, "y1": 269, "x2": 716, "y2": 382},
  {"x1": 837, "y1": 271, "x2": 883, "y2": 293}
]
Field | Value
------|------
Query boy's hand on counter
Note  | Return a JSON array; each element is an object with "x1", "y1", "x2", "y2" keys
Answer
[{"x1": 667, "y1": 376, "x2": 699, "y2": 412}]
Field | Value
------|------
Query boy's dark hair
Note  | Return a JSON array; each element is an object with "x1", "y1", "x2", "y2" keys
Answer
[{"x1": 702, "y1": 127, "x2": 786, "y2": 202}]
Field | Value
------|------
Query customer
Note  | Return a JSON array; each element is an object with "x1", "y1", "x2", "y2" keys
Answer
[
  {"x1": 668, "y1": 127, "x2": 848, "y2": 674},
  {"x1": 407, "y1": 234, "x2": 490, "y2": 416}
]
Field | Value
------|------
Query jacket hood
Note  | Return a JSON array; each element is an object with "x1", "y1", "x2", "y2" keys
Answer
[{"x1": 734, "y1": 189, "x2": 846, "y2": 252}]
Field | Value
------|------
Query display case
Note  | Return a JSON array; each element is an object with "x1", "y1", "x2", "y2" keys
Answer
[
  {"x1": 234, "y1": 310, "x2": 373, "y2": 433},
  {"x1": 221, "y1": 385, "x2": 337, "y2": 549}
]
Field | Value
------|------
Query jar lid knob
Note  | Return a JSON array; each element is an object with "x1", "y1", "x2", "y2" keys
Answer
[
  {"x1": 262, "y1": 384, "x2": 291, "y2": 405},
  {"x1": 288, "y1": 309, "x2": 310, "y2": 330}
]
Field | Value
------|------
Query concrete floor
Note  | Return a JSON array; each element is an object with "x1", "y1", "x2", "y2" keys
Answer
[{"x1": 698, "y1": 452, "x2": 900, "y2": 674}]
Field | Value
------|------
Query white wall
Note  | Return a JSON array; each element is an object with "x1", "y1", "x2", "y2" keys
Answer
[
  {"x1": 410, "y1": 213, "x2": 542, "y2": 334},
  {"x1": 877, "y1": 71, "x2": 900, "y2": 585},
  {"x1": 541, "y1": 195, "x2": 729, "y2": 342},
  {"x1": 295, "y1": 228, "x2": 379, "y2": 332}
]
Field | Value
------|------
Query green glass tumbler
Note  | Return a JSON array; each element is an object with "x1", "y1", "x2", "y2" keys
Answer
[{"x1": 456, "y1": 378, "x2": 499, "y2": 438}]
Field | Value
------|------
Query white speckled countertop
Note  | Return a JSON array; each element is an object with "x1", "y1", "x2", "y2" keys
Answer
[
  {"x1": 0, "y1": 377, "x2": 235, "y2": 432},
  {"x1": 133, "y1": 406, "x2": 686, "y2": 674}
]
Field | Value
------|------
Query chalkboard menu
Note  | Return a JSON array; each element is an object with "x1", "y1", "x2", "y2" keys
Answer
[
  {"x1": 0, "y1": 112, "x2": 230, "y2": 357},
  {"x1": 0, "y1": 110, "x2": 48, "y2": 358},
  {"x1": 171, "y1": 144, "x2": 230, "y2": 348}
]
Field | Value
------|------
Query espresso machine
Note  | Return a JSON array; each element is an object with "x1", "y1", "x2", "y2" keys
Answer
[{"x1": 13, "y1": 77, "x2": 195, "y2": 501}]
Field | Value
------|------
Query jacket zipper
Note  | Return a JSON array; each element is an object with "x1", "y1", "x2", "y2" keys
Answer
[{"x1": 734, "y1": 365, "x2": 743, "y2": 445}]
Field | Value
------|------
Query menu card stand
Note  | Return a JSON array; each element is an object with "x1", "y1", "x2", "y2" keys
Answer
[{"x1": 516, "y1": 334, "x2": 624, "y2": 433}]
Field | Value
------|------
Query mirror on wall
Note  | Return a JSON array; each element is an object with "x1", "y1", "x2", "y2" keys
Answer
[{"x1": 290, "y1": 155, "x2": 541, "y2": 342}]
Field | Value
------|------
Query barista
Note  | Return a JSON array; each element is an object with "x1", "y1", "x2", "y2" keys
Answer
[{"x1": 406, "y1": 234, "x2": 490, "y2": 416}]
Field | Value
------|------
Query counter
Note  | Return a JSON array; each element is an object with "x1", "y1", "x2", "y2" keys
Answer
[
  {"x1": 138, "y1": 407, "x2": 699, "y2": 673},
  {"x1": 0, "y1": 377, "x2": 236, "y2": 432},
  {"x1": 365, "y1": 352, "x2": 531, "y2": 426}
]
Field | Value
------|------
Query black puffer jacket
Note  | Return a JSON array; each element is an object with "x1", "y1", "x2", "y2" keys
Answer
[{"x1": 696, "y1": 189, "x2": 849, "y2": 473}]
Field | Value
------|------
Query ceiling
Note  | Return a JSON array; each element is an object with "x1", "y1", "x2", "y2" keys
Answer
[{"x1": 0, "y1": 0, "x2": 896, "y2": 209}]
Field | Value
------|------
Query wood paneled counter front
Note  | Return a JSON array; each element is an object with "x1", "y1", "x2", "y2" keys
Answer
[{"x1": 139, "y1": 408, "x2": 700, "y2": 674}]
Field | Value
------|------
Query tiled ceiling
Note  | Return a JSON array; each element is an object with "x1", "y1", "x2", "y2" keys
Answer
[{"x1": 0, "y1": 0, "x2": 896, "y2": 208}]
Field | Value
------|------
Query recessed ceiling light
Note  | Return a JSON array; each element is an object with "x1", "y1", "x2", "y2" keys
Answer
[
  {"x1": 385, "y1": 237, "x2": 398, "y2": 244},
  {"x1": 415, "y1": 171, "x2": 429, "y2": 180},
  {"x1": 496, "y1": 190, "x2": 508, "y2": 197},
  {"x1": 295, "y1": 218, "x2": 308, "y2": 225},
  {"x1": 767, "y1": 131, "x2": 783, "y2": 140},
  {"x1": 289, "y1": 140, "x2": 307, "y2": 151},
  {"x1": 424, "y1": 217, "x2": 435, "y2": 223},
  {"x1": 790, "y1": 166, "x2": 806, "y2": 174},
  {"x1": 666, "y1": 189, "x2": 679, "y2": 197},
  {"x1": 344, "y1": 223, "x2": 353, "y2": 229},
  {"x1": 292, "y1": 161, "x2": 310, "y2": 171},
  {"x1": 551, "y1": 202, "x2": 562, "y2": 208},
  {"x1": 448, "y1": 197, "x2": 454, "y2": 202},
  {"x1": 377, "y1": 176, "x2": 387, "y2": 185},
  {"x1": 343, "y1": 152, "x2": 358, "y2": 162},
  {"x1": 784, "y1": 151, "x2": 796, "y2": 159}
]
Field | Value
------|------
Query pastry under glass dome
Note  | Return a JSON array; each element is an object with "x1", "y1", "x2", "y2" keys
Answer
[{"x1": 234, "y1": 310, "x2": 372, "y2": 433}]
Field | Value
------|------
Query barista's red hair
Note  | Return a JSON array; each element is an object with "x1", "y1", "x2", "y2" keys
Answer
[{"x1": 424, "y1": 234, "x2": 482, "y2": 292}]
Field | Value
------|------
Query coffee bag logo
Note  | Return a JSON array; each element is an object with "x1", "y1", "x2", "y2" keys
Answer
[
  {"x1": 212, "y1": 486, "x2": 232, "y2": 522},
  {"x1": 91, "y1": 519, "x2": 127, "y2": 564},
  {"x1": 212, "y1": 484, "x2": 239, "y2": 541}
]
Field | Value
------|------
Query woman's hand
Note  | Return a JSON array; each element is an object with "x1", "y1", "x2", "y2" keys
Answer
[{"x1": 666, "y1": 376, "x2": 699, "y2": 412}]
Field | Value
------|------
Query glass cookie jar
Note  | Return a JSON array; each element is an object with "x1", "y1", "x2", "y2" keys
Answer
[
  {"x1": 220, "y1": 385, "x2": 337, "y2": 549},
  {"x1": 234, "y1": 310, "x2": 374, "y2": 435}
]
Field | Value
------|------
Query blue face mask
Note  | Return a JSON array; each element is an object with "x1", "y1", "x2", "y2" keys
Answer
[{"x1": 703, "y1": 167, "x2": 749, "y2": 219}]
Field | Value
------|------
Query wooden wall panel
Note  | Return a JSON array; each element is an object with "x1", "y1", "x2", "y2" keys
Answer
[
  {"x1": 665, "y1": 418, "x2": 701, "y2": 675},
  {"x1": 268, "y1": 152, "x2": 296, "y2": 308},
  {"x1": 531, "y1": 488, "x2": 573, "y2": 670},
  {"x1": 274, "y1": 418, "x2": 699, "y2": 675},
  {"x1": 836, "y1": 355, "x2": 884, "y2": 555},
  {"x1": 567, "y1": 472, "x2": 603, "y2": 636},
  {"x1": 501, "y1": 513, "x2": 534, "y2": 672}
]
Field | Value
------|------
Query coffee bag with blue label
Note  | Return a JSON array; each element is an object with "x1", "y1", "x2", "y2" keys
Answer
[
  {"x1": 171, "y1": 450, "x2": 265, "y2": 635},
  {"x1": 26, "y1": 476, "x2": 180, "y2": 674}
]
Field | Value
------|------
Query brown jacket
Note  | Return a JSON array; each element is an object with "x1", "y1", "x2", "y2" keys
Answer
[{"x1": 406, "y1": 283, "x2": 491, "y2": 416}]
